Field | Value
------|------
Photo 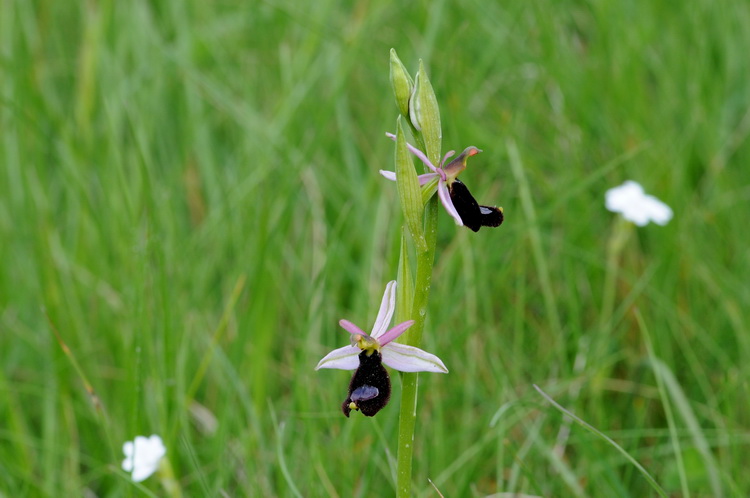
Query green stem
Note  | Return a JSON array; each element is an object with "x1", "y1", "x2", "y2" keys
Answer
[
  {"x1": 599, "y1": 217, "x2": 631, "y2": 330},
  {"x1": 396, "y1": 372, "x2": 419, "y2": 497},
  {"x1": 396, "y1": 196, "x2": 438, "y2": 497},
  {"x1": 158, "y1": 457, "x2": 184, "y2": 498},
  {"x1": 592, "y1": 216, "x2": 631, "y2": 364}
]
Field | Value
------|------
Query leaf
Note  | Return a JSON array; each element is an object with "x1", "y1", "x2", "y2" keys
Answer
[
  {"x1": 395, "y1": 228, "x2": 414, "y2": 327},
  {"x1": 534, "y1": 384, "x2": 668, "y2": 498},
  {"x1": 395, "y1": 117, "x2": 427, "y2": 252}
]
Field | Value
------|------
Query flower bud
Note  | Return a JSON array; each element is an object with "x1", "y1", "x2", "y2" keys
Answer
[{"x1": 390, "y1": 49, "x2": 414, "y2": 118}]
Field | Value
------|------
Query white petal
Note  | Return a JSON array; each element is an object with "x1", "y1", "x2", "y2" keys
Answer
[
  {"x1": 605, "y1": 181, "x2": 645, "y2": 214},
  {"x1": 628, "y1": 207, "x2": 651, "y2": 226},
  {"x1": 380, "y1": 170, "x2": 397, "y2": 181},
  {"x1": 643, "y1": 195, "x2": 673, "y2": 225},
  {"x1": 370, "y1": 281, "x2": 397, "y2": 339},
  {"x1": 131, "y1": 462, "x2": 159, "y2": 482},
  {"x1": 381, "y1": 343, "x2": 448, "y2": 373},
  {"x1": 438, "y1": 181, "x2": 463, "y2": 226},
  {"x1": 122, "y1": 435, "x2": 166, "y2": 482},
  {"x1": 146, "y1": 435, "x2": 166, "y2": 459},
  {"x1": 605, "y1": 181, "x2": 671, "y2": 226},
  {"x1": 315, "y1": 345, "x2": 360, "y2": 370}
]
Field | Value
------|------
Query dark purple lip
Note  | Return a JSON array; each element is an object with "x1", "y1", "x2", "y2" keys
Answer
[{"x1": 448, "y1": 179, "x2": 504, "y2": 232}]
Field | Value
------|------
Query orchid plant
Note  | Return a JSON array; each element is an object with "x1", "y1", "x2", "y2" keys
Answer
[{"x1": 316, "y1": 49, "x2": 504, "y2": 497}]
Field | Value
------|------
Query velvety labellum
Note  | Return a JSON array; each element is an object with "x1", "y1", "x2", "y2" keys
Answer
[
  {"x1": 342, "y1": 351, "x2": 391, "y2": 417},
  {"x1": 448, "y1": 179, "x2": 504, "y2": 232}
]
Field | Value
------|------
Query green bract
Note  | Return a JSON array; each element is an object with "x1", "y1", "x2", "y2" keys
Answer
[
  {"x1": 395, "y1": 117, "x2": 427, "y2": 252},
  {"x1": 395, "y1": 228, "x2": 414, "y2": 337},
  {"x1": 409, "y1": 61, "x2": 442, "y2": 166}
]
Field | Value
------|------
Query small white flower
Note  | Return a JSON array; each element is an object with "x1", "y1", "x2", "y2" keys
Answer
[
  {"x1": 605, "y1": 180, "x2": 673, "y2": 226},
  {"x1": 122, "y1": 434, "x2": 166, "y2": 482}
]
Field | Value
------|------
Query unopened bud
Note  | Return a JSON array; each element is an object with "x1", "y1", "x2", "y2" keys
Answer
[{"x1": 390, "y1": 49, "x2": 414, "y2": 118}]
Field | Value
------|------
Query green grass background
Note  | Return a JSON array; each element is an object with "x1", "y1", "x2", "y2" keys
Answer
[{"x1": 2, "y1": 0, "x2": 750, "y2": 496}]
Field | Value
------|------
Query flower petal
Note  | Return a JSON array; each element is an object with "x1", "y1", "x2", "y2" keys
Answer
[
  {"x1": 122, "y1": 435, "x2": 166, "y2": 482},
  {"x1": 381, "y1": 171, "x2": 439, "y2": 186},
  {"x1": 385, "y1": 132, "x2": 439, "y2": 174},
  {"x1": 605, "y1": 181, "x2": 645, "y2": 214},
  {"x1": 417, "y1": 172, "x2": 440, "y2": 185},
  {"x1": 438, "y1": 181, "x2": 463, "y2": 226},
  {"x1": 377, "y1": 320, "x2": 415, "y2": 347},
  {"x1": 339, "y1": 319, "x2": 367, "y2": 338},
  {"x1": 315, "y1": 345, "x2": 361, "y2": 370},
  {"x1": 370, "y1": 281, "x2": 397, "y2": 339},
  {"x1": 340, "y1": 319, "x2": 377, "y2": 347},
  {"x1": 131, "y1": 464, "x2": 157, "y2": 483},
  {"x1": 380, "y1": 170, "x2": 397, "y2": 181},
  {"x1": 381, "y1": 342, "x2": 449, "y2": 373},
  {"x1": 605, "y1": 180, "x2": 672, "y2": 226},
  {"x1": 144, "y1": 435, "x2": 166, "y2": 459},
  {"x1": 626, "y1": 208, "x2": 651, "y2": 226},
  {"x1": 121, "y1": 442, "x2": 135, "y2": 471},
  {"x1": 440, "y1": 150, "x2": 455, "y2": 167},
  {"x1": 643, "y1": 195, "x2": 673, "y2": 225}
]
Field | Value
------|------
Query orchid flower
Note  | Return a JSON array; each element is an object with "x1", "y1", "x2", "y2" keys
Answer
[
  {"x1": 605, "y1": 180, "x2": 673, "y2": 226},
  {"x1": 315, "y1": 281, "x2": 448, "y2": 373},
  {"x1": 121, "y1": 434, "x2": 166, "y2": 483},
  {"x1": 316, "y1": 280, "x2": 447, "y2": 416},
  {"x1": 380, "y1": 133, "x2": 503, "y2": 232}
]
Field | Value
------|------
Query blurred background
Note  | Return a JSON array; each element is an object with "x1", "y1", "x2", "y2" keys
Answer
[{"x1": 2, "y1": 0, "x2": 749, "y2": 495}]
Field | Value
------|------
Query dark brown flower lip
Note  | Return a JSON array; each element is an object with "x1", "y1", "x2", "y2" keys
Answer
[
  {"x1": 448, "y1": 179, "x2": 504, "y2": 232},
  {"x1": 342, "y1": 351, "x2": 391, "y2": 417}
]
